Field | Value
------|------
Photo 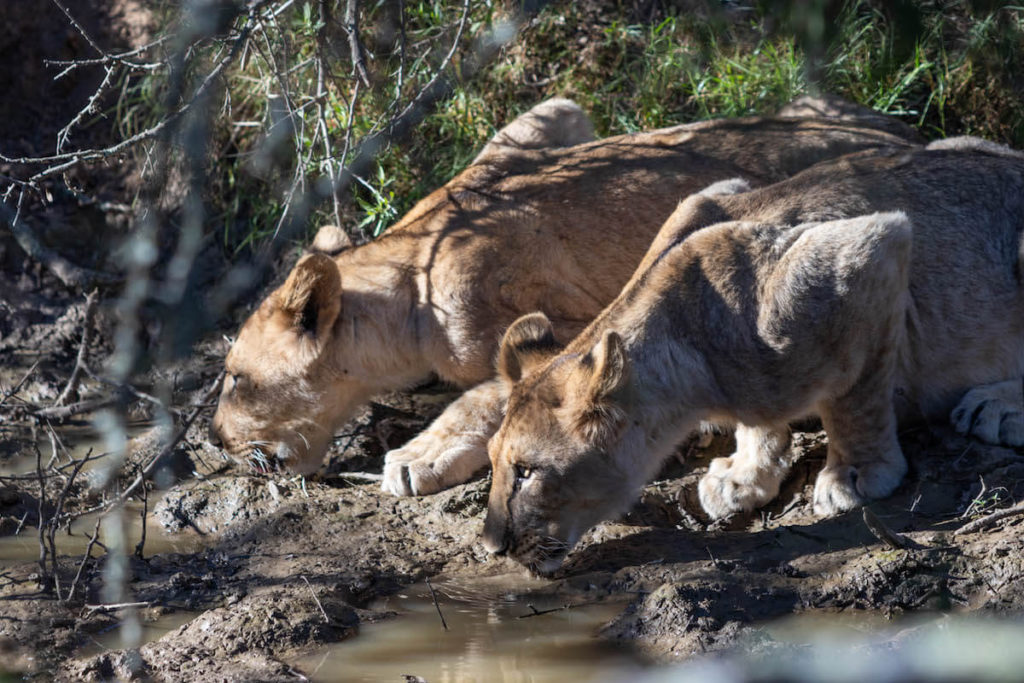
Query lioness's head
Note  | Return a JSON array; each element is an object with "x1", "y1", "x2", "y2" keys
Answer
[
  {"x1": 210, "y1": 248, "x2": 371, "y2": 473},
  {"x1": 482, "y1": 313, "x2": 649, "y2": 575}
]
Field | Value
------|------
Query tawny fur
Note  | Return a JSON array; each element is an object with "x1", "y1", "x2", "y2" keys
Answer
[
  {"x1": 483, "y1": 141, "x2": 1024, "y2": 573},
  {"x1": 211, "y1": 96, "x2": 917, "y2": 478}
]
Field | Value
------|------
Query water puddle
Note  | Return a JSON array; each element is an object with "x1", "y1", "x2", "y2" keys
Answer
[
  {"x1": 294, "y1": 575, "x2": 644, "y2": 682},
  {"x1": 77, "y1": 609, "x2": 199, "y2": 658},
  {"x1": 0, "y1": 498, "x2": 204, "y2": 570}
]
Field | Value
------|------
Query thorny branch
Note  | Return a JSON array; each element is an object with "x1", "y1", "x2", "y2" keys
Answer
[
  {"x1": 54, "y1": 290, "x2": 100, "y2": 407},
  {"x1": 0, "y1": 0, "x2": 552, "y2": 654},
  {"x1": 345, "y1": 0, "x2": 372, "y2": 87}
]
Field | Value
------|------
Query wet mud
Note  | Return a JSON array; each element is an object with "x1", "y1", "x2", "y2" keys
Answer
[{"x1": 3, "y1": 368, "x2": 1024, "y2": 681}]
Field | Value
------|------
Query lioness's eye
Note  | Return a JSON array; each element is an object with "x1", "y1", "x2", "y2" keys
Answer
[{"x1": 514, "y1": 464, "x2": 533, "y2": 480}]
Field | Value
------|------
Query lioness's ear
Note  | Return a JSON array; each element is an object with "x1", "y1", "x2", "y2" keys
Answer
[
  {"x1": 497, "y1": 312, "x2": 562, "y2": 383},
  {"x1": 277, "y1": 253, "x2": 342, "y2": 339},
  {"x1": 308, "y1": 224, "x2": 351, "y2": 256},
  {"x1": 588, "y1": 330, "x2": 630, "y2": 403}
]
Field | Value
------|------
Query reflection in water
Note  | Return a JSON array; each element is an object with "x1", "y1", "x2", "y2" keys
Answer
[
  {"x1": 0, "y1": 499, "x2": 204, "y2": 569},
  {"x1": 295, "y1": 575, "x2": 644, "y2": 683},
  {"x1": 77, "y1": 610, "x2": 198, "y2": 658}
]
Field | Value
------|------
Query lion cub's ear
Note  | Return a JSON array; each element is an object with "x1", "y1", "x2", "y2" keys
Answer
[
  {"x1": 497, "y1": 312, "x2": 563, "y2": 382},
  {"x1": 308, "y1": 224, "x2": 351, "y2": 256},
  {"x1": 587, "y1": 330, "x2": 630, "y2": 403},
  {"x1": 277, "y1": 252, "x2": 342, "y2": 340},
  {"x1": 572, "y1": 330, "x2": 631, "y2": 444}
]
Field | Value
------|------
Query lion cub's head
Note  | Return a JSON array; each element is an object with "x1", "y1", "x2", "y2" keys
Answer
[
  {"x1": 210, "y1": 248, "x2": 371, "y2": 474},
  {"x1": 482, "y1": 313, "x2": 647, "y2": 575}
]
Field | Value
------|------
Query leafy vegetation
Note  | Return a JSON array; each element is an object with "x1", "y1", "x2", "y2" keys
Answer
[{"x1": 113, "y1": 1, "x2": 1024, "y2": 254}]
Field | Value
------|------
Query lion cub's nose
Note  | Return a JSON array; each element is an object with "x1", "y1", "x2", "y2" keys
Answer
[
  {"x1": 207, "y1": 422, "x2": 224, "y2": 449},
  {"x1": 481, "y1": 514, "x2": 509, "y2": 555}
]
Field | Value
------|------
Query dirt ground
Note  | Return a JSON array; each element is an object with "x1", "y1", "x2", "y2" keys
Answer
[
  {"x1": 3, "y1": 349, "x2": 1024, "y2": 681},
  {"x1": 2, "y1": 2, "x2": 1024, "y2": 681}
]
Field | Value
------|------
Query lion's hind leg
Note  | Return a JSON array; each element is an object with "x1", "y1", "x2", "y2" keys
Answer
[
  {"x1": 951, "y1": 378, "x2": 1024, "y2": 447},
  {"x1": 381, "y1": 378, "x2": 507, "y2": 496},
  {"x1": 698, "y1": 424, "x2": 793, "y2": 520}
]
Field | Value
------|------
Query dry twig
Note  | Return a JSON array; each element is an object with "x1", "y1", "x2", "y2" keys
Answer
[
  {"x1": 344, "y1": 0, "x2": 371, "y2": 87},
  {"x1": 301, "y1": 575, "x2": 331, "y2": 624},
  {"x1": 424, "y1": 576, "x2": 448, "y2": 631},
  {"x1": 54, "y1": 289, "x2": 100, "y2": 407},
  {"x1": 862, "y1": 507, "x2": 917, "y2": 550},
  {"x1": 955, "y1": 499, "x2": 1024, "y2": 536}
]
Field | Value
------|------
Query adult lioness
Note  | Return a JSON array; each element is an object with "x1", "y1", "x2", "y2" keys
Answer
[
  {"x1": 210, "y1": 97, "x2": 917, "y2": 478},
  {"x1": 483, "y1": 140, "x2": 1024, "y2": 575}
]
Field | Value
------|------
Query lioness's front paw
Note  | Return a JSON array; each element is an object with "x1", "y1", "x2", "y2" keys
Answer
[
  {"x1": 951, "y1": 380, "x2": 1024, "y2": 447},
  {"x1": 698, "y1": 456, "x2": 780, "y2": 520},
  {"x1": 812, "y1": 458, "x2": 906, "y2": 516}
]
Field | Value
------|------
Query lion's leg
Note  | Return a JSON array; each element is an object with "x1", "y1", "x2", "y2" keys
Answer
[
  {"x1": 381, "y1": 378, "x2": 508, "y2": 496},
  {"x1": 472, "y1": 98, "x2": 595, "y2": 164},
  {"x1": 950, "y1": 378, "x2": 1024, "y2": 447},
  {"x1": 813, "y1": 363, "x2": 906, "y2": 516},
  {"x1": 698, "y1": 424, "x2": 793, "y2": 519}
]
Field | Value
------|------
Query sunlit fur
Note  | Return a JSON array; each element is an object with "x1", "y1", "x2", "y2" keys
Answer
[
  {"x1": 211, "y1": 96, "x2": 918, "y2": 476},
  {"x1": 485, "y1": 140, "x2": 1024, "y2": 573}
]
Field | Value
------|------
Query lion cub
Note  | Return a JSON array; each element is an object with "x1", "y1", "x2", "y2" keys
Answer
[
  {"x1": 210, "y1": 96, "x2": 917, "y2": 478},
  {"x1": 484, "y1": 141, "x2": 1024, "y2": 574}
]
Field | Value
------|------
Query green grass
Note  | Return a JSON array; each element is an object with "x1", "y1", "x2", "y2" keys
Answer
[{"x1": 115, "y1": 1, "x2": 1024, "y2": 255}]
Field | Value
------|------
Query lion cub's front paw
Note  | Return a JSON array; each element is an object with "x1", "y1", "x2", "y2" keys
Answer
[
  {"x1": 951, "y1": 379, "x2": 1024, "y2": 447},
  {"x1": 381, "y1": 445, "x2": 445, "y2": 497},
  {"x1": 381, "y1": 446, "x2": 418, "y2": 496},
  {"x1": 381, "y1": 437, "x2": 489, "y2": 497},
  {"x1": 698, "y1": 456, "x2": 781, "y2": 520},
  {"x1": 812, "y1": 457, "x2": 906, "y2": 516}
]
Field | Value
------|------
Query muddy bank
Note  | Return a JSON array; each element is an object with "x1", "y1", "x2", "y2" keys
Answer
[{"x1": 2, "y1": 377, "x2": 1023, "y2": 681}]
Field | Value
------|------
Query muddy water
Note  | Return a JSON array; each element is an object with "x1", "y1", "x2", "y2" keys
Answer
[
  {"x1": 78, "y1": 610, "x2": 199, "y2": 658},
  {"x1": 0, "y1": 499, "x2": 204, "y2": 569},
  {"x1": 294, "y1": 575, "x2": 644, "y2": 683}
]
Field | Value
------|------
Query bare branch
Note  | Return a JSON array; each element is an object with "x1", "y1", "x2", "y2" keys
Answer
[
  {"x1": 57, "y1": 66, "x2": 116, "y2": 155},
  {"x1": 345, "y1": 0, "x2": 371, "y2": 87},
  {"x1": 50, "y1": 0, "x2": 107, "y2": 58},
  {"x1": 54, "y1": 290, "x2": 100, "y2": 407}
]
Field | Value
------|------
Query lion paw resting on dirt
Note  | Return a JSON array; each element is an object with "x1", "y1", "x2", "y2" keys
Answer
[
  {"x1": 209, "y1": 96, "x2": 917, "y2": 481},
  {"x1": 483, "y1": 140, "x2": 1024, "y2": 574}
]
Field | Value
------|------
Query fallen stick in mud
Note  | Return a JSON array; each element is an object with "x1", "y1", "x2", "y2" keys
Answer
[
  {"x1": 955, "y1": 499, "x2": 1024, "y2": 536},
  {"x1": 862, "y1": 507, "x2": 918, "y2": 550},
  {"x1": 516, "y1": 602, "x2": 591, "y2": 619},
  {"x1": 327, "y1": 472, "x2": 383, "y2": 484},
  {"x1": 301, "y1": 575, "x2": 330, "y2": 624},
  {"x1": 425, "y1": 576, "x2": 448, "y2": 631},
  {"x1": 84, "y1": 601, "x2": 152, "y2": 616}
]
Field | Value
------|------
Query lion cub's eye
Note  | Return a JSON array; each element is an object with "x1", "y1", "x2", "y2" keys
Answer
[
  {"x1": 514, "y1": 464, "x2": 533, "y2": 480},
  {"x1": 230, "y1": 373, "x2": 252, "y2": 396}
]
